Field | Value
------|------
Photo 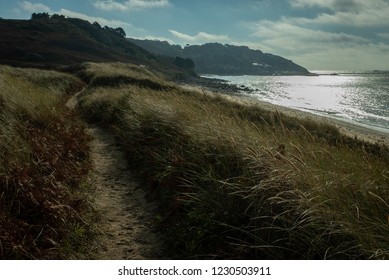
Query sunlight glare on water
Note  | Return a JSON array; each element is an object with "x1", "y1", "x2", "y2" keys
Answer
[
  {"x1": 208, "y1": 72, "x2": 389, "y2": 133},
  {"x1": 265, "y1": 75, "x2": 356, "y2": 115}
]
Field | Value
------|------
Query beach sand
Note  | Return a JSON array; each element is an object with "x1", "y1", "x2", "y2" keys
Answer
[{"x1": 181, "y1": 83, "x2": 389, "y2": 146}]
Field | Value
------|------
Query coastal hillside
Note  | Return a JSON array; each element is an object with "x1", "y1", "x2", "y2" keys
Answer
[
  {"x1": 129, "y1": 39, "x2": 310, "y2": 75},
  {"x1": 75, "y1": 62, "x2": 389, "y2": 259},
  {"x1": 1, "y1": 61, "x2": 389, "y2": 259},
  {"x1": 0, "y1": 14, "x2": 308, "y2": 77},
  {"x1": 0, "y1": 14, "x2": 188, "y2": 78}
]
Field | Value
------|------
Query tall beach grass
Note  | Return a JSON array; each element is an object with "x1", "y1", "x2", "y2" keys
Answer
[
  {"x1": 75, "y1": 62, "x2": 389, "y2": 259},
  {"x1": 0, "y1": 65, "x2": 91, "y2": 259}
]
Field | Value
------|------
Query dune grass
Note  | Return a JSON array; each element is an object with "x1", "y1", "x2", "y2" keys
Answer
[
  {"x1": 65, "y1": 62, "x2": 176, "y2": 90},
  {"x1": 0, "y1": 65, "x2": 92, "y2": 259},
  {"x1": 75, "y1": 62, "x2": 389, "y2": 259}
]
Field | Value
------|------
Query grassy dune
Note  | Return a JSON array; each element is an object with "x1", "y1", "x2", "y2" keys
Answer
[
  {"x1": 2, "y1": 62, "x2": 388, "y2": 260},
  {"x1": 75, "y1": 63, "x2": 389, "y2": 259},
  {"x1": 66, "y1": 62, "x2": 175, "y2": 89},
  {"x1": 0, "y1": 66, "x2": 91, "y2": 259}
]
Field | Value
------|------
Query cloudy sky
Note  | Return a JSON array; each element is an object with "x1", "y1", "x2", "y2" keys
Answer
[{"x1": 1, "y1": 0, "x2": 389, "y2": 70}]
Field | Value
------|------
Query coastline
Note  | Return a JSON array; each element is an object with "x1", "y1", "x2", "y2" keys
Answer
[
  {"x1": 180, "y1": 79, "x2": 389, "y2": 146},
  {"x1": 225, "y1": 94, "x2": 389, "y2": 146}
]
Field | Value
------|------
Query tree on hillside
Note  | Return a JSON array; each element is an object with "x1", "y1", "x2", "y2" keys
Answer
[
  {"x1": 51, "y1": 14, "x2": 66, "y2": 20},
  {"x1": 31, "y1": 13, "x2": 50, "y2": 20},
  {"x1": 114, "y1": 27, "x2": 126, "y2": 38},
  {"x1": 93, "y1": 21, "x2": 101, "y2": 29},
  {"x1": 103, "y1": 26, "x2": 126, "y2": 38}
]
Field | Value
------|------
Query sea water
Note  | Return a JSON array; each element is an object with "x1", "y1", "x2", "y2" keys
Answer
[{"x1": 205, "y1": 71, "x2": 389, "y2": 134}]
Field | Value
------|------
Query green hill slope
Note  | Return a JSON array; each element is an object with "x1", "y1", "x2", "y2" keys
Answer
[{"x1": 0, "y1": 16, "x2": 188, "y2": 78}]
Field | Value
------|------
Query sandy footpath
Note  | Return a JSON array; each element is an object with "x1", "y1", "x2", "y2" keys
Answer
[
  {"x1": 67, "y1": 89, "x2": 164, "y2": 260},
  {"x1": 87, "y1": 126, "x2": 164, "y2": 259}
]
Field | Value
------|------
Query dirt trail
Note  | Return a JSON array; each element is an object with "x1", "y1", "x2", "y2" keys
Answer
[
  {"x1": 67, "y1": 91, "x2": 165, "y2": 259},
  {"x1": 87, "y1": 126, "x2": 164, "y2": 259}
]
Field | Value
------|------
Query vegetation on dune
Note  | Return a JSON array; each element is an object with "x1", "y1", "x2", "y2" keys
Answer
[
  {"x1": 0, "y1": 66, "x2": 92, "y2": 259},
  {"x1": 76, "y1": 62, "x2": 389, "y2": 259},
  {"x1": 65, "y1": 62, "x2": 175, "y2": 90},
  {"x1": 2, "y1": 61, "x2": 388, "y2": 260}
]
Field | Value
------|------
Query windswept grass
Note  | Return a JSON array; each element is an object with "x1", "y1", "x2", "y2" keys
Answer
[
  {"x1": 65, "y1": 62, "x2": 176, "y2": 90},
  {"x1": 76, "y1": 62, "x2": 389, "y2": 259},
  {"x1": 0, "y1": 65, "x2": 91, "y2": 259}
]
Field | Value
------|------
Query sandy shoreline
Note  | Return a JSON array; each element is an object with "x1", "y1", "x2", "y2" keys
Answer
[
  {"x1": 229, "y1": 94, "x2": 389, "y2": 146},
  {"x1": 181, "y1": 83, "x2": 389, "y2": 146}
]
